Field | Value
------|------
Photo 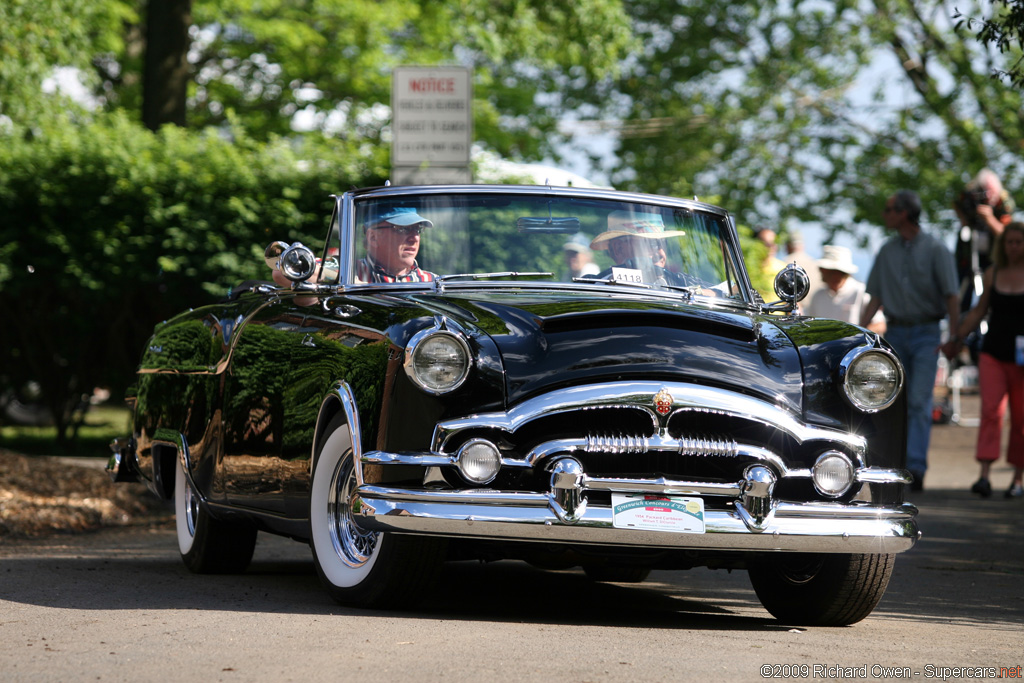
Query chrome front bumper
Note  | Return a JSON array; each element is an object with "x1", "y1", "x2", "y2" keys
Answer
[
  {"x1": 351, "y1": 380, "x2": 920, "y2": 554},
  {"x1": 351, "y1": 485, "x2": 920, "y2": 554}
]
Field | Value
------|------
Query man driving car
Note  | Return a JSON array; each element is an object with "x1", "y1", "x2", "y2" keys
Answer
[{"x1": 355, "y1": 206, "x2": 436, "y2": 283}]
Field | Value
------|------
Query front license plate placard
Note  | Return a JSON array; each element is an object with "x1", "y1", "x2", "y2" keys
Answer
[{"x1": 611, "y1": 494, "x2": 705, "y2": 533}]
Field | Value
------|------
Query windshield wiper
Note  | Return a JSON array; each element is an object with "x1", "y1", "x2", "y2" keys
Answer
[
  {"x1": 660, "y1": 284, "x2": 701, "y2": 298},
  {"x1": 572, "y1": 277, "x2": 702, "y2": 299},
  {"x1": 435, "y1": 272, "x2": 554, "y2": 282},
  {"x1": 571, "y1": 276, "x2": 654, "y2": 290}
]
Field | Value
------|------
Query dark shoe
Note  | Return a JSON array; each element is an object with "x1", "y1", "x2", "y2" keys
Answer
[
  {"x1": 909, "y1": 472, "x2": 924, "y2": 492},
  {"x1": 1005, "y1": 483, "x2": 1024, "y2": 499},
  {"x1": 971, "y1": 478, "x2": 992, "y2": 497}
]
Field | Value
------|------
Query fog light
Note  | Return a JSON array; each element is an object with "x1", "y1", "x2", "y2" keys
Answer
[
  {"x1": 812, "y1": 452, "x2": 854, "y2": 497},
  {"x1": 457, "y1": 439, "x2": 501, "y2": 484}
]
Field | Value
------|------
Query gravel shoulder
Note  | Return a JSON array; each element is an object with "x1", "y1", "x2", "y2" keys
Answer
[{"x1": 0, "y1": 449, "x2": 171, "y2": 540}]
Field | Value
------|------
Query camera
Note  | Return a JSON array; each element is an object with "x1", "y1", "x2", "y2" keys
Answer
[{"x1": 955, "y1": 184, "x2": 990, "y2": 228}]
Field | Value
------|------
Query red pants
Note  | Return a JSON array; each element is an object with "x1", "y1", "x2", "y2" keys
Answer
[{"x1": 976, "y1": 352, "x2": 1024, "y2": 468}]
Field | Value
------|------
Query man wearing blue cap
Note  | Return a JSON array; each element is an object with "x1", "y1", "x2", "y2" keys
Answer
[{"x1": 356, "y1": 207, "x2": 436, "y2": 283}]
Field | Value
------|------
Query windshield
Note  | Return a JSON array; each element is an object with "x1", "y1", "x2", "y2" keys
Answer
[{"x1": 328, "y1": 192, "x2": 746, "y2": 301}]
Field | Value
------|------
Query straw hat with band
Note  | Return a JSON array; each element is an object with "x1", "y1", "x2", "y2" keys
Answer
[{"x1": 590, "y1": 211, "x2": 685, "y2": 250}]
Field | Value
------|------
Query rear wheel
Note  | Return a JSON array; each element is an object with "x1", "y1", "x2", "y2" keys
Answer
[
  {"x1": 175, "y1": 459, "x2": 257, "y2": 574},
  {"x1": 309, "y1": 414, "x2": 445, "y2": 608},
  {"x1": 747, "y1": 553, "x2": 895, "y2": 626}
]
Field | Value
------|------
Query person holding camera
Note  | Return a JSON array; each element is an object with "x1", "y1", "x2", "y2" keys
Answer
[{"x1": 954, "y1": 169, "x2": 1015, "y2": 308}]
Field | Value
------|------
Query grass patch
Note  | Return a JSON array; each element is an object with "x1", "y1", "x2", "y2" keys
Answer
[{"x1": 0, "y1": 404, "x2": 130, "y2": 457}]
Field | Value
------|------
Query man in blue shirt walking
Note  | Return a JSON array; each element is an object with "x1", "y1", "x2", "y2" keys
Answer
[{"x1": 860, "y1": 190, "x2": 962, "y2": 491}]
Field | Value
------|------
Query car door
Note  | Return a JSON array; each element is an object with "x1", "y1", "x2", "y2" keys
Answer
[{"x1": 218, "y1": 290, "x2": 391, "y2": 516}]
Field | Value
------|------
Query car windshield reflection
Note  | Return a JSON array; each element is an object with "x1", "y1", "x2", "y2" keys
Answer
[{"x1": 341, "y1": 193, "x2": 745, "y2": 300}]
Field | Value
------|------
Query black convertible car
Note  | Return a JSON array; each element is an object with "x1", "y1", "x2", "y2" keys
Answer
[{"x1": 109, "y1": 184, "x2": 917, "y2": 625}]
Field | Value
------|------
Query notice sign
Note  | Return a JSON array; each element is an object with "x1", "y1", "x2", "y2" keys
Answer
[{"x1": 392, "y1": 66, "x2": 472, "y2": 167}]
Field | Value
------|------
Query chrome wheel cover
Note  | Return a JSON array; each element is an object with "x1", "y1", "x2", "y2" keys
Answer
[
  {"x1": 327, "y1": 455, "x2": 379, "y2": 568},
  {"x1": 183, "y1": 478, "x2": 199, "y2": 539}
]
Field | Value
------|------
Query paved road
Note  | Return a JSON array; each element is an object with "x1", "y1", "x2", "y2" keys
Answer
[{"x1": 1, "y1": 406, "x2": 1021, "y2": 682}]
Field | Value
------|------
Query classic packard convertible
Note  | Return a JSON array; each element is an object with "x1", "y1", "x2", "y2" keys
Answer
[{"x1": 109, "y1": 184, "x2": 918, "y2": 625}]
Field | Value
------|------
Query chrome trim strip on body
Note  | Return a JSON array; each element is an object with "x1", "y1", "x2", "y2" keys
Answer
[
  {"x1": 359, "y1": 454, "x2": 909, "y2": 493},
  {"x1": 314, "y1": 382, "x2": 365, "y2": 484},
  {"x1": 363, "y1": 440, "x2": 805, "y2": 480},
  {"x1": 855, "y1": 467, "x2": 913, "y2": 484},
  {"x1": 583, "y1": 476, "x2": 742, "y2": 496},
  {"x1": 354, "y1": 485, "x2": 916, "y2": 520},
  {"x1": 430, "y1": 380, "x2": 868, "y2": 458},
  {"x1": 148, "y1": 428, "x2": 203, "y2": 506},
  {"x1": 351, "y1": 486, "x2": 919, "y2": 554}
]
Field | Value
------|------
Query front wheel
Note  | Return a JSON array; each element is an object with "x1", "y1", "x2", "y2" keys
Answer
[
  {"x1": 309, "y1": 415, "x2": 445, "y2": 608},
  {"x1": 747, "y1": 553, "x2": 895, "y2": 626},
  {"x1": 175, "y1": 458, "x2": 257, "y2": 574}
]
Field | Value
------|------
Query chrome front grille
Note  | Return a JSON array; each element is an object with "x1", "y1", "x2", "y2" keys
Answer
[
  {"x1": 584, "y1": 433, "x2": 649, "y2": 454},
  {"x1": 429, "y1": 381, "x2": 867, "y2": 492},
  {"x1": 582, "y1": 432, "x2": 739, "y2": 458},
  {"x1": 677, "y1": 435, "x2": 739, "y2": 458}
]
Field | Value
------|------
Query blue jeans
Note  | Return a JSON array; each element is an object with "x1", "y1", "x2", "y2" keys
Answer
[{"x1": 884, "y1": 322, "x2": 941, "y2": 477}]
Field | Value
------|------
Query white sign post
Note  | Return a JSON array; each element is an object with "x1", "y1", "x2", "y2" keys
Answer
[{"x1": 391, "y1": 66, "x2": 472, "y2": 185}]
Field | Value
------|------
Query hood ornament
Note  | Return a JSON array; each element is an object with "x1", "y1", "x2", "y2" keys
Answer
[{"x1": 653, "y1": 388, "x2": 673, "y2": 416}]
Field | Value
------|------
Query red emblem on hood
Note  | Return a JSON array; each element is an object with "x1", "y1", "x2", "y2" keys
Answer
[{"x1": 654, "y1": 388, "x2": 673, "y2": 416}]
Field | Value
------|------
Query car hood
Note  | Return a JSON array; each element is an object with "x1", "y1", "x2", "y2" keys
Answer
[{"x1": 402, "y1": 289, "x2": 804, "y2": 413}]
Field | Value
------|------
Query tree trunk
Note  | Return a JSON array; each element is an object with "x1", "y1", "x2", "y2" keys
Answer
[{"x1": 143, "y1": 0, "x2": 193, "y2": 130}]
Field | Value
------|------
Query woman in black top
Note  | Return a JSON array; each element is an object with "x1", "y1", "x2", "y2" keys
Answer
[{"x1": 959, "y1": 221, "x2": 1024, "y2": 498}]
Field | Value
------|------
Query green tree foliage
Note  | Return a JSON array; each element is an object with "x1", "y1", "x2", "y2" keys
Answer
[
  {"x1": 610, "y1": 0, "x2": 1024, "y2": 247},
  {"x1": 86, "y1": 0, "x2": 634, "y2": 160},
  {"x1": 955, "y1": 1, "x2": 1024, "y2": 86},
  {"x1": 0, "y1": 110, "x2": 384, "y2": 446},
  {"x1": 0, "y1": 0, "x2": 133, "y2": 122}
]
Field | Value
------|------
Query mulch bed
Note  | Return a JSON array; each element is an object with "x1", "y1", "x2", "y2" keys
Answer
[{"x1": 0, "y1": 449, "x2": 171, "y2": 540}]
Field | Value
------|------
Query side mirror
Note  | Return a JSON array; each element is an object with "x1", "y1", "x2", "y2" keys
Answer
[
  {"x1": 264, "y1": 241, "x2": 290, "y2": 270},
  {"x1": 774, "y1": 263, "x2": 810, "y2": 305},
  {"x1": 279, "y1": 243, "x2": 317, "y2": 282},
  {"x1": 265, "y1": 241, "x2": 317, "y2": 282}
]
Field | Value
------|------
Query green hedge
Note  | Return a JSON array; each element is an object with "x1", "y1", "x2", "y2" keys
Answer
[{"x1": 0, "y1": 111, "x2": 384, "y2": 446}]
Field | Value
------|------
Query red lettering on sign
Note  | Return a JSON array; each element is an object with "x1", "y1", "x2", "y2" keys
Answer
[{"x1": 408, "y1": 77, "x2": 456, "y2": 94}]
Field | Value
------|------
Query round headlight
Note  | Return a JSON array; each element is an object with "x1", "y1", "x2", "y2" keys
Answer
[
  {"x1": 812, "y1": 451, "x2": 855, "y2": 497},
  {"x1": 841, "y1": 349, "x2": 903, "y2": 412},
  {"x1": 404, "y1": 330, "x2": 471, "y2": 394},
  {"x1": 457, "y1": 439, "x2": 501, "y2": 484}
]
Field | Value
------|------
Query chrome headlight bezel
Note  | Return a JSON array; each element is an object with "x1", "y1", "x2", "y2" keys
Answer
[
  {"x1": 839, "y1": 346, "x2": 904, "y2": 413},
  {"x1": 404, "y1": 328, "x2": 472, "y2": 394}
]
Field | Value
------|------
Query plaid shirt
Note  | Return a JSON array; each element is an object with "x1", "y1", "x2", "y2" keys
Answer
[{"x1": 355, "y1": 257, "x2": 436, "y2": 283}]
